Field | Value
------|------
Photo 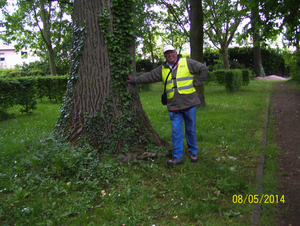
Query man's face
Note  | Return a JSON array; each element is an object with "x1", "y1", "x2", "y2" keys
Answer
[{"x1": 164, "y1": 50, "x2": 178, "y2": 65}]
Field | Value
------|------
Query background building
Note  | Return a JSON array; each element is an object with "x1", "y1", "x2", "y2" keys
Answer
[{"x1": 0, "y1": 40, "x2": 40, "y2": 69}]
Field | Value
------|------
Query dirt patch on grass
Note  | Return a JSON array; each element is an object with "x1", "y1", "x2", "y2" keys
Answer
[
  {"x1": 271, "y1": 81, "x2": 300, "y2": 225},
  {"x1": 254, "y1": 75, "x2": 289, "y2": 81}
]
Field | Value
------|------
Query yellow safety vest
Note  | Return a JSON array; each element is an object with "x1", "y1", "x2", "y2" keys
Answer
[{"x1": 162, "y1": 58, "x2": 196, "y2": 99}]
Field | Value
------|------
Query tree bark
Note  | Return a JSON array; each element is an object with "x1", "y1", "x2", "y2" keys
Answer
[
  {"x1": 40, "y1": 0, "x2": 57, "y2": 75},
  {"x1": 190, "y1": 0, "x2": 205, "y2": 107},
  {"x1": 251, "y1": 3, "x2": 263, "y2": 77},
  {"x1": 55, "y1": 0, "x2": 169, "y2": 153},
  {"x1": 220, "y1": 44, "x2": 230, "y2": 70}
]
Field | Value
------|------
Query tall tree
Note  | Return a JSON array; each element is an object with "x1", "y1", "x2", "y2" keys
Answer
[
  {"x1": 157, "y1": 0, "x2": 206, "y2": 106},
  {"x1": 251, "y1": 1, "x2": 263, "y2": 77},
  {"x1": 141, "y1": 19, "x2": 160, "y2": 64},
  {"x1": 55, "y1": 0, "x2": 168, "y2": 152},
  {"x1": 134, "y1": 3, "x2": 162, "y2": 63},
  {"x1": 159, "y1": 0, "x2": 190, "y2": 53},
  {"x1": 38, "y1": 0, "x2": 56, "y2": 75},
  {"x1": 189, "y1": 0, "x2": 203, "y2": 63},
  {"x1": 255, "y1": 0, "x2": 300, "y2": 49},
  {"x1": 189, "y1": 0, "x2": 205, "y2": 106},
  {"x1": 0, "y1": 0, "x2": 73, "y2": 75},
  {"x1": 203, "y1": 0, "x2": 247, "y2": 69},
  {"x1": 281, "y1": 0, "x2": 300, "y2": 49}
]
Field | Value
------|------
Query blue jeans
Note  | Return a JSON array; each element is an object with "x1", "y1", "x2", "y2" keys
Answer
[{"x1": 168, "y1": 105, "x2": 198, "y2": 159}]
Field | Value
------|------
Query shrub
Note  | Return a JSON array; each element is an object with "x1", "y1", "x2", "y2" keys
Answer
[
  {"x1": 204, "y1": 48, "x2": 220, "y2": 70},
  {"x1": 283, "y1": 50, "x2": 300, "y2": 83},
  {"x1": 0, "y1": 78, "x2": 17, "y2": 120},
  {"x1": 35, "y1": 75, "x2": 68, "y2": 102},
  {"x1": 18, "y1": 61, "x2": 51, "y2": 76},
  {"x1": 205, "y1": 71, "x2": 215, "y2": 84},
  {"x1": 228, "y1": 47, "x2": 253, "y2": 70},
  {"x1": 225, "y1": 70, "x2": 242, "y2": 92},
  {"x1": 15, "y1": 77, "x2": 37, "y2": 114},
  {"x1": 213, "y1": 70, "x2": 226, "y2": 85},
  {"x1": 261, "y1": 48, "x2": 286, "y2": 76},
  {"x1": 136, "y1": 59, "x2": 154, "y2": 73},
  {"x1": 205, "y1": 47, "x2": 288, "y2": 76},
  {"x1": 210, "y1": 69, "x2": 244, "y2": 92},
  {"x1": 0, "y1": 75, "x2": 68, "y2": 118},
  {"x1": 0, "y1": 69, "x2": 22, "y2": 78},
  {"x1": 242, "y1": 69, "x2": 251, "y2": 86},
  {"x1": 51, "y1": 75, "x2": 68, "y2": 102}
]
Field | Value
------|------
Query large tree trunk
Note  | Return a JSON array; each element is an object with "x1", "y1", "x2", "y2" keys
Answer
[
  {"x1": 55, "y1": 0, "x2": 169, "y2": 153},
  {"x1": 190, "y1": 0, "x2": 205, "y2": 107}
]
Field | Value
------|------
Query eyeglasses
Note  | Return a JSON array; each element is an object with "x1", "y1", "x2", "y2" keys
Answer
[{"x1": 164, "y1": 50, "x2": 176, "y2": 55}]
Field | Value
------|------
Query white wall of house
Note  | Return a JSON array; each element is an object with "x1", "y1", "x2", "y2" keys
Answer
[{"x1": 0, "y1": 44, "x2": 40, "y2": 69}]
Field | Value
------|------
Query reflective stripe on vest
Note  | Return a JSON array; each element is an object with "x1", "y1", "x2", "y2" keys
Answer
[{"x1": 162, "y1": 58, "x2": 196, "y2": 99}]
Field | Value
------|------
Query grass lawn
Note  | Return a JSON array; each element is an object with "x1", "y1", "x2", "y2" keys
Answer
[{"x1": 0, "y1": 81, "x2": 279, "y2": 225}]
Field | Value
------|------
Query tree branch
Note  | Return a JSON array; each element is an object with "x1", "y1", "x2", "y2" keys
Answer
[{"x1": 160, "y1": 0, "x2": 189, "y2": 37}]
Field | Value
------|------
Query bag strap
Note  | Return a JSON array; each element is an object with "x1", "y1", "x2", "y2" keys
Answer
[
  {"x1": 163, "y1": 69, "x2": 172, "y2": 93},
  {"x1": 163, "y1": 57, "x2": 180, "y2": 93}
]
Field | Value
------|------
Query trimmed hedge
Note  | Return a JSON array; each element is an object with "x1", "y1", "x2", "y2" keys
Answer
[
  {"x1": 0, "y1": 78, "x2": 16, "y2": 120},
  {"x1": 35, "y1": 75, "x2": 68, "y2": 102},
  {"x1": 204, "y1": 71, "x2": 215, "y2": 84},
  {"x1": 0, "y1": 77, "x2": 37, "y2": 118},
  {"x1": 242, "y1": 69, "x2": 251, "y2": 86},
  {"x1": 224, "y1": 70, "x2": 242, "y2": 92},
  {"x1": 15, "y1": 77, "x2": 37, "y2": 114},
  {"x1": 213, "y1": 70, "x2": 226, "y2": 85},
  {"x1": 208, "y1": 69, "x2": 250, "y2": 92},
  {"x1": 0, "y1": 75, "x2": 68, "y2": 120}
]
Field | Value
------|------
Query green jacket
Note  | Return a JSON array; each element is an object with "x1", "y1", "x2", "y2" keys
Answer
[{"x1": 130, "y1": 57, "x2": 208, "y2": 110}]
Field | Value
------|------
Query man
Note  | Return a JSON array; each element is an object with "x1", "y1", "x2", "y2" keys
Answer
[{"x1": 127, "y1": 45, "x2": 208, "y2": 165}]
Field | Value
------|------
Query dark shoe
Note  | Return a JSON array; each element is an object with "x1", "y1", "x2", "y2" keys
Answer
[
  {"x1": 190, "y1": 154, "x2": 198, "y2": 162},
  {"x1": 167, "y1": 157, "x2": 182, "y2": 165}
]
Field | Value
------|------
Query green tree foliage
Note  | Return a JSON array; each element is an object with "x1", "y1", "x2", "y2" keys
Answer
[
  {"x1": 284, "y1": 50, "x2": 300, "y2": 82},
  {"x1": 257, "y1": 0, "x2": 300, "y2": 49},
  {"x1": 203, "y1": 47, "x2": 286, "y2": 76},
  {"x1": 133, "y1": 1, "x2": 163, "y2": 63},
  {"x1": 203, "y1": 0, "x2": 249, "y2": 69},
  {"x1": 0, "y1": 0, "x2": 73, "y2": 75},
  {"x1": 158, "y1": 0, "x2": 190, "y2": 53},
  {"x1": 141, "y1": 22, "x2": 160, "y2": 64},
  {"x1": 240, "y1": 0, "x2": 300, "y2": 49},
  {"x1": 281, "y1": 0, "x2": 300, "y2": 49}
]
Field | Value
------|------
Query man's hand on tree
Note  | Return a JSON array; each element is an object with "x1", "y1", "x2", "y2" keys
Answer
[{"x1": 127, "y1": 74, "x2": 132, "y2": 82}]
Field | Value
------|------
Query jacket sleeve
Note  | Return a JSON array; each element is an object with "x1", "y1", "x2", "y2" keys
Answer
[
  {"x1": 186, "y1": 58, "x2": 208, "y2": 87},
  {"x1": 130, "y1": 66, "x2": 163, "y2": 84}
]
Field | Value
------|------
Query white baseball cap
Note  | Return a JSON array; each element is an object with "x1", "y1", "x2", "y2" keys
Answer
[{"x1": 164, "y1": 45, "x2": 176, "y2": 54}]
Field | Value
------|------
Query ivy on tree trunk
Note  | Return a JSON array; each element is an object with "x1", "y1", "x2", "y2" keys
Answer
[{"x1": 55, "y1": 0, "x2": 169, "y2": 154}]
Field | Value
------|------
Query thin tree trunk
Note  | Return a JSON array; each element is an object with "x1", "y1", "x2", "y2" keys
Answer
[
  {"x1": 40, "y1": 0, "x2": 57, "y2": 75},
  {"x1": 190, "y1": 0, "x2": 205, "y2": 107},
  {"x1": 220, "y1": 45, "x2": 230, "y2": 70},
  {"x1": 251, "y1": 4, "x2": 263, "y2": 77}
]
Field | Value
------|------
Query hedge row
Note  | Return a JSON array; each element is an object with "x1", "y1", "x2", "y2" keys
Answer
[
  {"x1": 35, "y1": 76, "x2": 68, "y2": 102},
  {"x1": 0, "y1": 75, "x2": 68, "y2": 120},
  {"x1": 205, "y1": 69, "x2": 251, "y2": 92}
]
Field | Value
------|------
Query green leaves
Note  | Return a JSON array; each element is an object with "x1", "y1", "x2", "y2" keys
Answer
[{"x1": 0, "y1": 0, "x2": 73, "y2": 72}]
